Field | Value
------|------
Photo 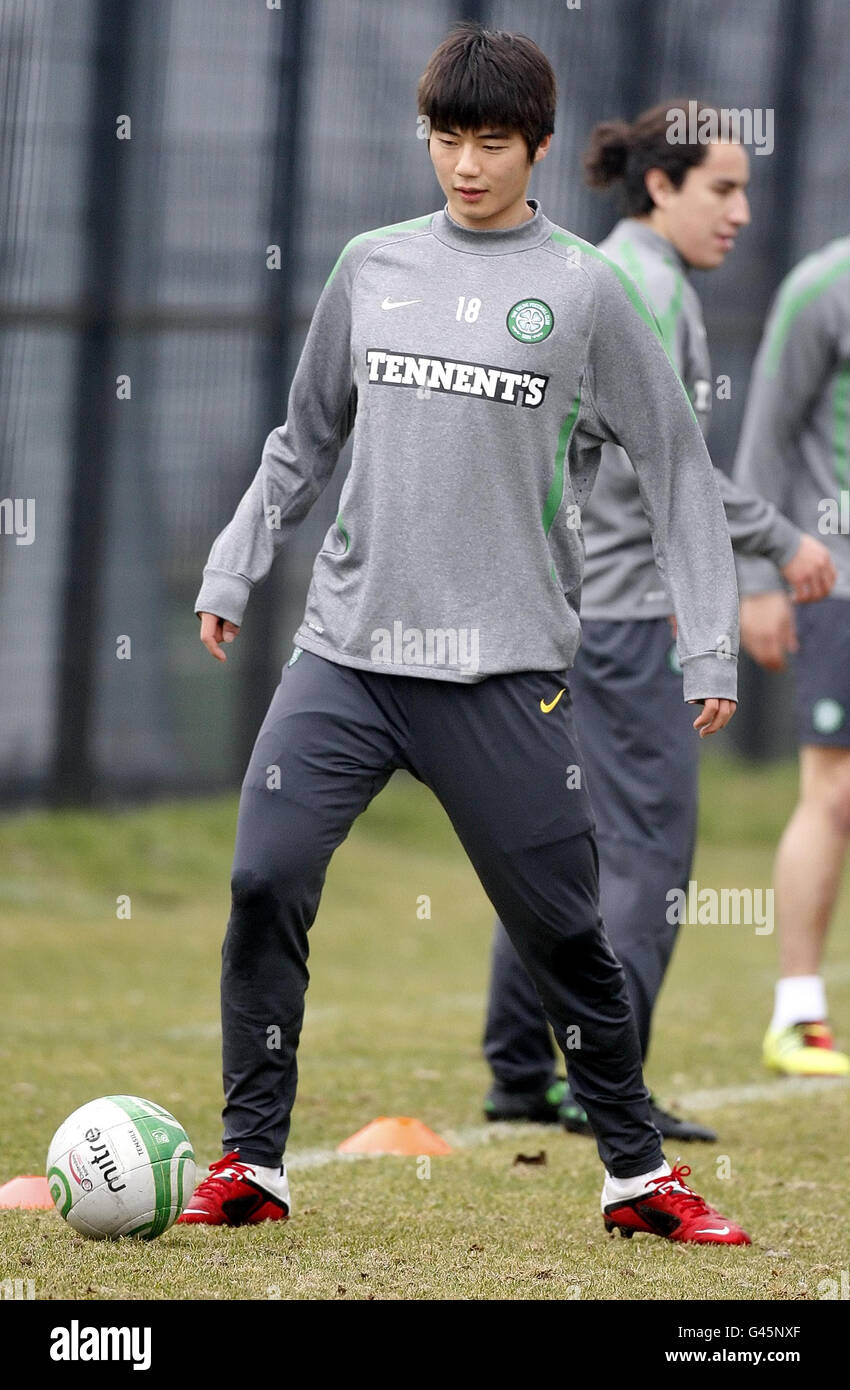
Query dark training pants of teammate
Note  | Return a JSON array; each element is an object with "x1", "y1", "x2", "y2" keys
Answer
[
  {"x1": 485, "y1": 619, "x2": 699, "y2": 1090},
  {"x1": 221, "y1": 649, "x2": 662, "y2": 1178}
]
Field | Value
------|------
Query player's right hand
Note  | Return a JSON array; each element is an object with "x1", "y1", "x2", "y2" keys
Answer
[
  {"x1": 739, "y1": 591, "x2": 797, "y2": 671},
  {"x1": 780, "y1": 532, "x2": 836, "y2": 602},
  {"x1": 199, "y1": 611, "x2": 240, "y2": 662},
  {"x1": 689, "y1": 697, "x2": 737, "y2": 737}
]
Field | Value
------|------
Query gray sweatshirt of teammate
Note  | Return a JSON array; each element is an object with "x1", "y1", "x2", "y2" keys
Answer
[
  {"x1": 579, "y1": 219, "x2": 801, "y2": 620},
  {"x1": 195, "y1": 202, "x2": 739, "y2": 701},
  {"x1": 734, "y1": 236, "x2": 850, "y2": 599}
]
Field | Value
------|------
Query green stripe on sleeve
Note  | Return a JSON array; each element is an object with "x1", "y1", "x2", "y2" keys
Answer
[
  {"x1": 549, "y1": 231, "x2": 699, "y2": 428},
  {"x1": 834, "y1": 362, "x2": 850, "y2": 491},
  {"x1": 764, "y1": 255, "x2": 850, "y2": 376},
  {"x1": 619, "y1": 238, "x2": 684, "y2": 356},
  {"x1": 542, "y1": 393, "x2": 582, "y2": 536},
  {"x1": 325, "y1": 214, "x2": 433, "y2": 286},
  {"x1": 549, "y1": 230, "x2": 665, "y2": 346}
]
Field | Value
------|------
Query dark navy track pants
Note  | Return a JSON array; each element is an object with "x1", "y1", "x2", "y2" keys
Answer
[
  {"x1": 221, "y1": 649, "x2": 662, "y2": 1177},
  {"x1": 484, "y1": 618, "x2": 699, "y2": 1090}
]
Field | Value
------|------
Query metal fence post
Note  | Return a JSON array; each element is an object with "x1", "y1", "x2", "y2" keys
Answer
[
  {"x1": 51, "y1": 0, "x2": 137, "y2": 803},
  {"x1": 236, "y1": 0, "x2": 310, "y2": 769}
]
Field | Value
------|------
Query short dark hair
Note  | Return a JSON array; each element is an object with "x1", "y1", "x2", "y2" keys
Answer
[
  {"x1": 418, "y1": 22, "x2": 556, "y2": 163},
  {"x1": 583, "y1": 99, "x2": 721, "y2": 215}
]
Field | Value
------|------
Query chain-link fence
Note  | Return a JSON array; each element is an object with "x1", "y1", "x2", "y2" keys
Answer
[{"x1": 2, "y1": 0, "x2": 848, "y2": 803}]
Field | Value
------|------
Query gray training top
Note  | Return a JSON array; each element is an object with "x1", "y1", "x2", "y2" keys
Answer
[
  {"x1": 579, "y1": 219, "x2": 801, "y2": 620},
  {"x1": 734, "y1": 235, "x2": 850, "y2": 600},
  {"x1": 195, "y1": 201, "x2": 739, "y2": 702}
]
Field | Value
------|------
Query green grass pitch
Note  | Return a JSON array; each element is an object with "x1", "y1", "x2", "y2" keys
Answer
[{"x1": 0, "y1": 756, "x2": 847, "y2": 1301}]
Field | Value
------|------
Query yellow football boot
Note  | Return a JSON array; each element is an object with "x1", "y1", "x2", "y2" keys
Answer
[{"x1": 763, "y1": 1022, "x2": 850, "y2": 1076}]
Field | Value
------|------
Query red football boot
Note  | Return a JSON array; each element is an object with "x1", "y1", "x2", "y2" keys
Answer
[
  {"x1": 178, "y1": 1153, "x2": 290, "y2": 1226},
  {"x1": 603, "y1": 1163, "x2": 750, "y2": 1244}
]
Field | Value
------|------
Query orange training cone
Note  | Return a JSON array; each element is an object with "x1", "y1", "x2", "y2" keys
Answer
[
  {"x1": 0, "y1": 1176, "x2": 55, "y2": 1209},
  {"x1": 337, "y1": 1116, "x2": 452, "y2": 1156}
]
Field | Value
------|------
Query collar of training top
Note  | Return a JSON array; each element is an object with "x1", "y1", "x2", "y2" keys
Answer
[
  {"x1": 431, "y1": 199, "x2": 553, "y2": 255},
  {"x1": 619, "y1": 217, "x2": 691, "y2": 275}
]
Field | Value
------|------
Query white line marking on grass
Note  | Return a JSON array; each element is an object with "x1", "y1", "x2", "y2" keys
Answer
[
  {"x1": 285, "y1": 1123, "x2": 546, "y2": 1171},
  {"x1": 287, "y1": 1147, "x2": 366, "y2": 1171},
  {"x1": 281, "y1": 1077, "x2": 850, "y2": 1171},
  {"x1": 677, "y1": 1075, "x2": 850, "y2": 1111},
  {"x1": 164, "y1": 1023, "x2": 220, "y2": 1040}
]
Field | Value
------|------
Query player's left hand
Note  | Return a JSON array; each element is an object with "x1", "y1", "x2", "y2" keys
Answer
[
  {"x1": 781, "y1": 532, "x2": 836, "y2": 603},
  {"x1": 689, "y1": 698, "x2": 737, "y2": 737}
]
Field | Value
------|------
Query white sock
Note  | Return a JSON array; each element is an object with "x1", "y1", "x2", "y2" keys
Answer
[
  {"x1": 771, "y1": 976, "x2": 827, "y2": 1032},
  {"x1": 601, "y1": 1160, "x2": 671, "y2": 1210},
  {"x1": 248, "y1": 1162, "x2": 289, "y2": 1198},
  {"x1": 226, "y1": 1157, "x2": 289, "y2": 1202}
]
